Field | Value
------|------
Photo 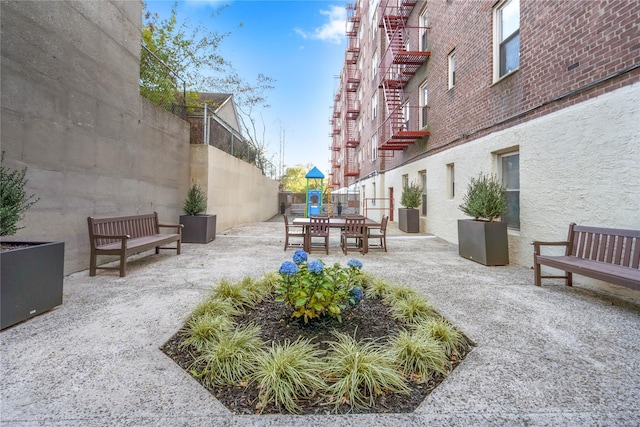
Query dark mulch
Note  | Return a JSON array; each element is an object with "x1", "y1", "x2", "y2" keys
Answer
[{"x1": 161, "y1": 296, "x2": 473, "y2": 415}]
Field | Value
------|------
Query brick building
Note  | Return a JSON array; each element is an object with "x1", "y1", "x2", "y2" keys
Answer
[{"x1": 329, "y1": 0, "x2": 639, "y2": 268}]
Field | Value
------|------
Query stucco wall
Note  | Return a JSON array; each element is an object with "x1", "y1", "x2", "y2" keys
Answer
[
  {"x1": 360, "y1": 83, "x2": 640, "y2": 271},
  {"x1": 1, "y1": 1, "x2": 193, "y2": 274},
  {"x1": 189, "y1": 145, "x2": 279, "y2": 232}
]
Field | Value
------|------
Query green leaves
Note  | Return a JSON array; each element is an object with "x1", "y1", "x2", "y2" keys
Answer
[
  {"x1": 459, "y1": 172, "x2": 507, "y2": 222},
  {"x1": 275, "y1": 260, "x2": 363, "y2": 323},
  {"x1": 182, "y1": 183, "x2": 207, "y2": 215},
  {"x1": 400, "y1": 180, "x2": 422, "y2": 209},
  {"x1": 0, "y1": 151, "x2": 39, "y2": 237}
]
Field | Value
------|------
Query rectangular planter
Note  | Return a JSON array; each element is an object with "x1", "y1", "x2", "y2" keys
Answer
[
  {"x1": 457, "y1": 219, "x2": 509, "y2": 266},
  {"x1": 398, "y1": 208, "x2": 420, "y2": 233},
  {"x1": 180, "y1": 214, "x2": 216, "y2": 243},
  {"x1": 1, "y1": 241, "x2": 65, "y2": 329}
]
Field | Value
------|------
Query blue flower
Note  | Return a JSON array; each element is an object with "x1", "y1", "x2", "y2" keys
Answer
[
  {"x1": 279, "y1": 261, "x2": 298, "y2": 277},
  {"x1": 349, "y1": 287, "x2": 364, "y2": 306},
  {"x1": 347, "y1": 259, "x2": 363, "y2": 270},
  {"x1": 308, "y1": 260, "x2": 324, "y2": 275},
  {"x1": 292, "y1": 249, "x2": 308, "y2": 264}
]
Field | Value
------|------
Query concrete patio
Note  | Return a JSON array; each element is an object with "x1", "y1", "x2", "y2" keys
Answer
[{"x1": 1, "y1": 216, "x2": 639, "y2": 426}]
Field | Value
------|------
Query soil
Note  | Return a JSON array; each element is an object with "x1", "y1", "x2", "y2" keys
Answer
[{"x1": 161, "y1": 296, "x2": 473, "y2": 415}]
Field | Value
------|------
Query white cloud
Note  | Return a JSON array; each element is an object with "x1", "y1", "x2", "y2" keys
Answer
[{"x1": 295, "y1": 5, "x2": 346, "y2": 44}]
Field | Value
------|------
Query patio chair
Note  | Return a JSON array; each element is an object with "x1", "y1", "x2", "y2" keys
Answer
[
  {"x1": 367, "y1": 215, "x2": 388, "y2": 252},
  {"x1": 341, "y1": 216, "x2": 366, "y2": 255},
  {"x1": 308, "y1": 215, "x2": 330, "y2": 254},
  {"x1": 283, "y1": 214, "x2": 305, "y2": 251}
]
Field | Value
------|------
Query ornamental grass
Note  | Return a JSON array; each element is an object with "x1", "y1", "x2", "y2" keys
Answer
[
  {"x1": 413, "y1": 318, "x2": 467, "y2": 357},
  {"x1": 388, "y1": 329, "x2": 450, "y2": 381},
  {"x1": 323, "y1": 331, "x2": 410, "y2": 410},
  {"x1": 252, "y1": 338, "x2": 326, "y2": 414}
]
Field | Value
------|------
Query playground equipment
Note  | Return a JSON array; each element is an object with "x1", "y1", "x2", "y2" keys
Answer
[{"x1": 305, "y1": 166, "x2": 324, "y2": 217}]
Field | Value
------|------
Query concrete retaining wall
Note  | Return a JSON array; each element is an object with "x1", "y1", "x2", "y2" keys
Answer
[
  {"x1": 189, "y1": 145, "x2": 278, "y2": 231},
  {"x1": 1, "y1": 1, "x2": 278, "y2": 275}
]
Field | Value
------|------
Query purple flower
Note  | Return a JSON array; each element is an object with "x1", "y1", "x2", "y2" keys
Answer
[
  {"x1": 279, "y1": 261, "x2": 298, "y2": 277},
  {"x1": 292, "y1": 249, "x2": 308, "y2": 264},
  {"x1": 347, "y1": 259, "x2": 363, "y2": 270},
  {"x1": 308, "y1": 260, "x2": 324, "y2": 275}
]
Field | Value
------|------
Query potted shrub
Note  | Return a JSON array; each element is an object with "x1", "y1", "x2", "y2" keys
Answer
[
  {"x1": 179, "y1": 183, "x2": 216, "y2": 243},
  {"x1": 1, "y1": 152, "x2": 65, "y2": 329},
  {"x1": 457, "y1": 172, "x2": 509, "y2": 266},
  {"x1": 398, "y1": 181, "x2": 421, "y2": 233}
]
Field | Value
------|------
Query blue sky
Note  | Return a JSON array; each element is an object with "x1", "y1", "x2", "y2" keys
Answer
[{"x1": 144, "y1": 0, "x2": 348, "y2": 177}]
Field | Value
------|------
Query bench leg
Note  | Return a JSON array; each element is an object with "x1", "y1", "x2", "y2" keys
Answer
[
  {"x1": 566, "y1": 272, "x2": 572, "y2": 287},
  {"x1": 177, "y1": 239, "x2": 181, "y2": 255},
  {"x1": 90, "y1": 251, "x2": 97, "y2": 277},
  {"x1": 119, "y1": 255, "x2": 127, "y2": 277},
  {"x1": 534, "y1": 258, "x2": 542, "y2": 286}
]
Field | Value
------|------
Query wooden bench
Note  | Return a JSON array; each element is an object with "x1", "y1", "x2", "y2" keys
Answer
[
  {"x1": 533, "y1": 223, "x2": 640, "y2": 291},
  {"x1": 88, "y1": 212, "x2": 183, "y2": 277}
]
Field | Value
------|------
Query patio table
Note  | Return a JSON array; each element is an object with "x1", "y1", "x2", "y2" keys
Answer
[{"x1": 293, "y1": 217, "x2": 380, "y2": 254}]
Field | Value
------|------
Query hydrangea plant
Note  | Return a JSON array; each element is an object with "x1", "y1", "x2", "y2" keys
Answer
[{"x1": 275, "y1": 250, "x2": 364, "y2": 323}]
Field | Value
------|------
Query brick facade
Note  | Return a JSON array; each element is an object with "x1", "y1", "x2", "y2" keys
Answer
[{"x1": 332, "y1": 0, "x2": 640, "y2": 186}]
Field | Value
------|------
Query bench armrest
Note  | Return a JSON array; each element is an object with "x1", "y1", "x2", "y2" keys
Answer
[
  {"x1": 158, "y1": 223, "x2": 184, "y2": 231},
  {"x1": 531, "y1": 240, "x2": 568, "y2": 256}
]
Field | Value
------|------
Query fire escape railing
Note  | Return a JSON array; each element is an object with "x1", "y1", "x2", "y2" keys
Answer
[
  {"x1": 377, "y1": 0, "x2": 430, "y2": 152},
  {"x1": 344, "y1": 2, "x2": 361, "y2": 179}
]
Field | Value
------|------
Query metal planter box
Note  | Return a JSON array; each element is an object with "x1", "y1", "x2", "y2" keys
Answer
[
  {"x1": 398, "y1": 208, "x2": 420, "y2": 233},
  {"x1": 457, "y1": 219, "x2": 509, "y2": 266},
  {"x1": 1, "y1": 241, "x2": 65, "y2": 329},
  {"x1": 180, "y1": 214, "x2": 216, "y2": 243}
]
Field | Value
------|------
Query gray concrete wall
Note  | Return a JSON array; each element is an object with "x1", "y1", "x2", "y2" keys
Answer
[
  {"x1": 189, "y1": 145, "x2": 279, "y2": 232},
  {"x1": 0, "y1": 1, "x2": 187, "y2": 275}
]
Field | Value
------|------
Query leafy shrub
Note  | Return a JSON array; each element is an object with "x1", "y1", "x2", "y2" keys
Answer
[
  {"x1": 275, "y1": 250, "x2": 364, "y2": 323},
  {"x1": 191, "y1": 297, "x2": 243, "y2": 319},
  {"x1": 458, "y1": 172, "x2": 507, "y2": 222},
  {"x1": 0, "y1": 151, "x2": 39, "y2": 237},
  {"x1": 400, "y1": 180, "x2": 422, "y2": 209}
]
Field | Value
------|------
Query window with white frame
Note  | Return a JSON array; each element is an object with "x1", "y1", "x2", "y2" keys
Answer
[
  {"x1": 371, "y1": 132, "x2": 378, "y2": 161},
  {"x1": 500, "y1": 151, "x2": 520, "y2": 229},
  {"x1": 402, "y1": 174, "x2": 408, "y2": 190},
  {"x1": 420, "y1": 9, "x2": 428, "y2": 51},
  {"x1": 447, "y1": 163, "x2": 455, "y2": 199},
  {"x1": 402, "y1": 101, "x2": 410, "y2": 130},
  {"x1": 420, "y1": 83, "x2": 428, "y2": 128},
  {"x1": 372, "y1": 91, "x2": 377, "y2": 120},
  {"x1": 448, "y1": 50, "x2": 456, "y2": 89},
  {"x1": 420, "y1": 170, "x2": 427, "y2": 216},
  {"x1": 372, "y1": 51, "x2": 378, "y2": 81},
  {"x1": 494, "y1": 0, "x2": 520, "y2": 80}
]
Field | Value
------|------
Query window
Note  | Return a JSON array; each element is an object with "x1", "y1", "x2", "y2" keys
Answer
[
  {"x1": 372, "y1": 51, "x2": 378, "y2": 80},
  {"x1": 420, "y1": 83, "x2": 428, "y2": 128},
  {"x1": 420, "y1": 9, "x2": 428, "y2": 51},
  {"x1": 402, "y1": 101, "x2": 410, "y2": 130},
  {"x1": 402, "y1": 174, "x2": 409, "y2": 190},
  {"x1": 447, "y1": 163, "x2": 455, "y2": 199},
  {"x1": 448, "y1": 50, "x2": 456, "y2": 89},
  {"x1": 500, "y1": 152, "x2": 520, "y2": 229},
  {"x1": 371, "y1": 91, "x2": 377, "y2": 120},
  {"x1": 371, "y1": 132, "x2": 378, "y2": 161},
  {"x1": 420, "y1": 171, "x2": 427, "y2": 216},
  {"x1": 494, "y1": 0, "x2": 520, "y2": 80}
]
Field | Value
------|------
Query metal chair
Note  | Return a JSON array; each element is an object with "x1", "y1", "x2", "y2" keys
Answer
[
  {"x1": 367, "y1": 215, "x2": 388, "y2": 252},
  {"x1": 341, "y1": 216, "x2": 366, "y2": 255},
  {"x1": 283, "y1": 214, "x2": 305, "y2": 251},
  {"x1": 308, "y1": 216, "x2": 330, "y2": 254}
]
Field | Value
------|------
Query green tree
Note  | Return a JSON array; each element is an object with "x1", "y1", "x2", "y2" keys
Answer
[
  {"x1": 280, "y1": 165, "x2": 325, "y2": 193},
  {"x1": 0, "y1": 152, "x2": 39, "y2": 237},
  {"x1": 140, "y1": 3, "x2": 276, "y2": 175}
]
